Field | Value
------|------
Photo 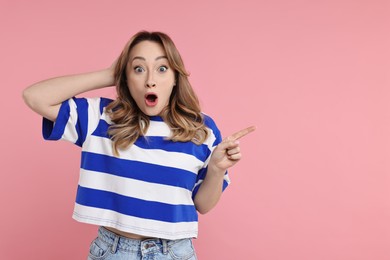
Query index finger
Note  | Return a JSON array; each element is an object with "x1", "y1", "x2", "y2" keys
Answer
[{"x1": 229, "y1": 126, "x2": 256, "y2": 141}]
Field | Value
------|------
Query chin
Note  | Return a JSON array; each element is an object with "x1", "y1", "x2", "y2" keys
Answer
[{"x1": 141, "y1": 107, "x2": 163, "y2": 117}]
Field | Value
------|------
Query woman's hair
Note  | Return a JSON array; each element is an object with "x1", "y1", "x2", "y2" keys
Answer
[{"x1": 106, "y1": 31, "x2": 208, "y2": 155}]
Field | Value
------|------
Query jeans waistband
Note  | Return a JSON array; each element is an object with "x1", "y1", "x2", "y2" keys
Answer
[{"x1": 97, "y1": 226, "x2": 186, "y2": 254}]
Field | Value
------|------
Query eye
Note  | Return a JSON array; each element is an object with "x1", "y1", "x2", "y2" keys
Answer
[
  {"x1": 158, "y1": 66, "x2": 168, "y2": 72},
  {"x1": 134, "y1": 66, "x2": 144, "y2": 73}
]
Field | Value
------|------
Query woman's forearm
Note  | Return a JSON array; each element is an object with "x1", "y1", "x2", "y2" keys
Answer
[
  {"x1": 193, "y1": 167, "x2": 226, "y2": 214},
  {"x1": 23, "y1": 68, "x2": 115, "y2": 121}
]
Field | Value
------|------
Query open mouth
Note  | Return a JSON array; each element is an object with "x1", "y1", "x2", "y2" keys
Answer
[{"x1": 145, "y1": 93, "x2": 158, "y2": 106}]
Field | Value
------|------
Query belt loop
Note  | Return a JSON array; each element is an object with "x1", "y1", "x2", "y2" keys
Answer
[
  {"x1": 162, "y1": 239, "x2": 168, "y2": 255},
  {"x1": 111, "y1": 235, "x2": 120, "y2": 254}
]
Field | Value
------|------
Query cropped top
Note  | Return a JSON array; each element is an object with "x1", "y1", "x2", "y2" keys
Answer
[{"x1": 43, "y1": 97, "x2": 230, "y2": 239}]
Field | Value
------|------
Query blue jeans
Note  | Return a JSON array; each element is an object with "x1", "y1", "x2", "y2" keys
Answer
[{"x1": 87, "y1": 227, "x2": 197, "y2": 260}]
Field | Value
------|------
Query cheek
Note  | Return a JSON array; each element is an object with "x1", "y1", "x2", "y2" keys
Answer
[
  {"x1": 164, "y1": 86, "x2": 175, "y2": 101},
  {"x1": 128, "y1": 78, "x2": 143, "y2": 93},
  {"x1": 126, "y1": 82, "x2": 134, "y2": 96},
  {"x1": 161, "y1": 74, "x2": 176, "y2": 91}
]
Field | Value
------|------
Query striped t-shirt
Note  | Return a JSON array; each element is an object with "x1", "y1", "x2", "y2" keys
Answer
[{"x1": 42, "y1": 97, "x2": 230, "y2": 240}]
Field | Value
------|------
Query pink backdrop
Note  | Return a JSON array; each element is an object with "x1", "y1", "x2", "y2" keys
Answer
[{"x1": 2, "y1": 0, "x2": 389, "y2": 259}]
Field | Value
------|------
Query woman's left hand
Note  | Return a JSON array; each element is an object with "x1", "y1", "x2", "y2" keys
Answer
[{"x1": 208, "y1": 126, "x2": 256, "y2": 173}]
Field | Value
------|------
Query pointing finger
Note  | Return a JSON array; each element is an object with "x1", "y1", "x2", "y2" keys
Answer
[{"x1": 229, "y1": 126, "x2": 256, "y2": 141}]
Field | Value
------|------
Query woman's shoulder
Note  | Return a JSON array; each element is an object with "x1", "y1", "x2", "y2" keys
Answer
[
  {"x1": 69, "y1": 97, "x2": 115, "y2": 116},
  {"x1": 72, "y1": 97, "x2": 114, "y2": 105},
  {"x1": 100, "y1": 97, "x2": 115, "y2": 106},
  {"x1": 80, "y1": 96, "x2": 114, "y2": 108},
  {"x1": 201, "y1": 113, "x2": 220, "y2": 131}
]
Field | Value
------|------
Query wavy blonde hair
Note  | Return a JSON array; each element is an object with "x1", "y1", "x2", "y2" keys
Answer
[{"x1": 106, "y1": 31, "x2": 208, "y2": 155}]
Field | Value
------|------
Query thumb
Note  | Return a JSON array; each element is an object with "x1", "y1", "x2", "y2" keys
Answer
[{"x1": 217, "y1": 139, "x2": 239, "y2": 151}]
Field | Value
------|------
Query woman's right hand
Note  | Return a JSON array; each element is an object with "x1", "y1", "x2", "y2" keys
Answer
[{"x1": 109, "y1": 57, "x2": 119, "y2": 74}]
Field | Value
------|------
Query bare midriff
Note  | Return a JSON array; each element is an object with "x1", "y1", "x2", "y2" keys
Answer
[{"x1": 104, "y1": 226, "x2": 155, "y2": 240}]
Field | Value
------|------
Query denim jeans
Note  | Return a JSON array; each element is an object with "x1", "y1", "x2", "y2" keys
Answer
[{"x1": 87, "y1": 227, "x2": 197, "y2": 260}]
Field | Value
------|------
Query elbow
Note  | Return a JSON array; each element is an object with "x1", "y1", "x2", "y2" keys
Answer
[
  {"x1": 22, "y1": 86, "x2": 59, "y2": 122},
  {"x1": 197, "y1": 207, "x2": 211, "y2": 215},
  {"x1": 195, "y1": 202, "x2": 214, "y2": 215},
  {"x1": 23, "y1": 86, "x2": 46, "y2": 113},
  {"x1": 194, "y1": 195, "x2": 218, "y2": 215},
  {"x1": 22, "y1": 87, "x2": 36, "y2": 110}
]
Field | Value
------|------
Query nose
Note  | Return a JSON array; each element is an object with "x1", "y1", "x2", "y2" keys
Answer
[
  {"x1": 146, "y1": 82, "x2": 156, "y2": 88},
  {"x1": 146, "y1": 73, "x2": 156, "y2": 88}
]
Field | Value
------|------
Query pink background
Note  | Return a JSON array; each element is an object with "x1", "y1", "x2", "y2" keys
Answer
[{"x1": 2, "y1": 0, "x2": 389, "y2": 259}]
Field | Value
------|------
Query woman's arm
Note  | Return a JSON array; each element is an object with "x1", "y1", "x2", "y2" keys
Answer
[
  {"x1": 193, "y1": 165, "x2": 226, "y2": 214},
  {"x1": 194, "y1": 126, "x2": 256, "y2": 214},
  {"x1": 23, "y1": 64, "x2": 115, "y2": 122}
]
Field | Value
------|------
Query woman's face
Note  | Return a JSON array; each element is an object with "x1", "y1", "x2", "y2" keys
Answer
[{"x1": 126, "y1": 40, "x2": 176, "y2": 116}]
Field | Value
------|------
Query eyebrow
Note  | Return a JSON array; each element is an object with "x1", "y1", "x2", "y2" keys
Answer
[{"x1": 132, "y1": 56, "x2": 168, "y2": 61}]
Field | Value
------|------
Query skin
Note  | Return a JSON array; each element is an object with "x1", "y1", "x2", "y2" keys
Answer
[
  {"x1": 126, "y1": 41, "x2": 176, "y2": 116},
  {"x1": 193, "y1": 125, "x2": 256, "y2": 215},
  {"x1": 23, "y1": 40, "x2": 256, "y2": 240}
]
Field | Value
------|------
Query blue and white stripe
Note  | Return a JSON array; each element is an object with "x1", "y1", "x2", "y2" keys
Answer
[{"x1": 43, "y1": 97, "x2": 230, "y2": 239}]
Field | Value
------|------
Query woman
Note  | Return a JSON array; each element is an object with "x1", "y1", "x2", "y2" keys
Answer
[{"x1": 23, "y1": 31, "x2": 255, "y2": 259}]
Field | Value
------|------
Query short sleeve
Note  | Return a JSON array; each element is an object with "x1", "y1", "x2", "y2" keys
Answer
[
  {"x1": 42, "y1": 97, "x2": 104, "y2": 147},
  {"x1": 192, "y1": 115, "x2": 231, "y2": 199}
]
